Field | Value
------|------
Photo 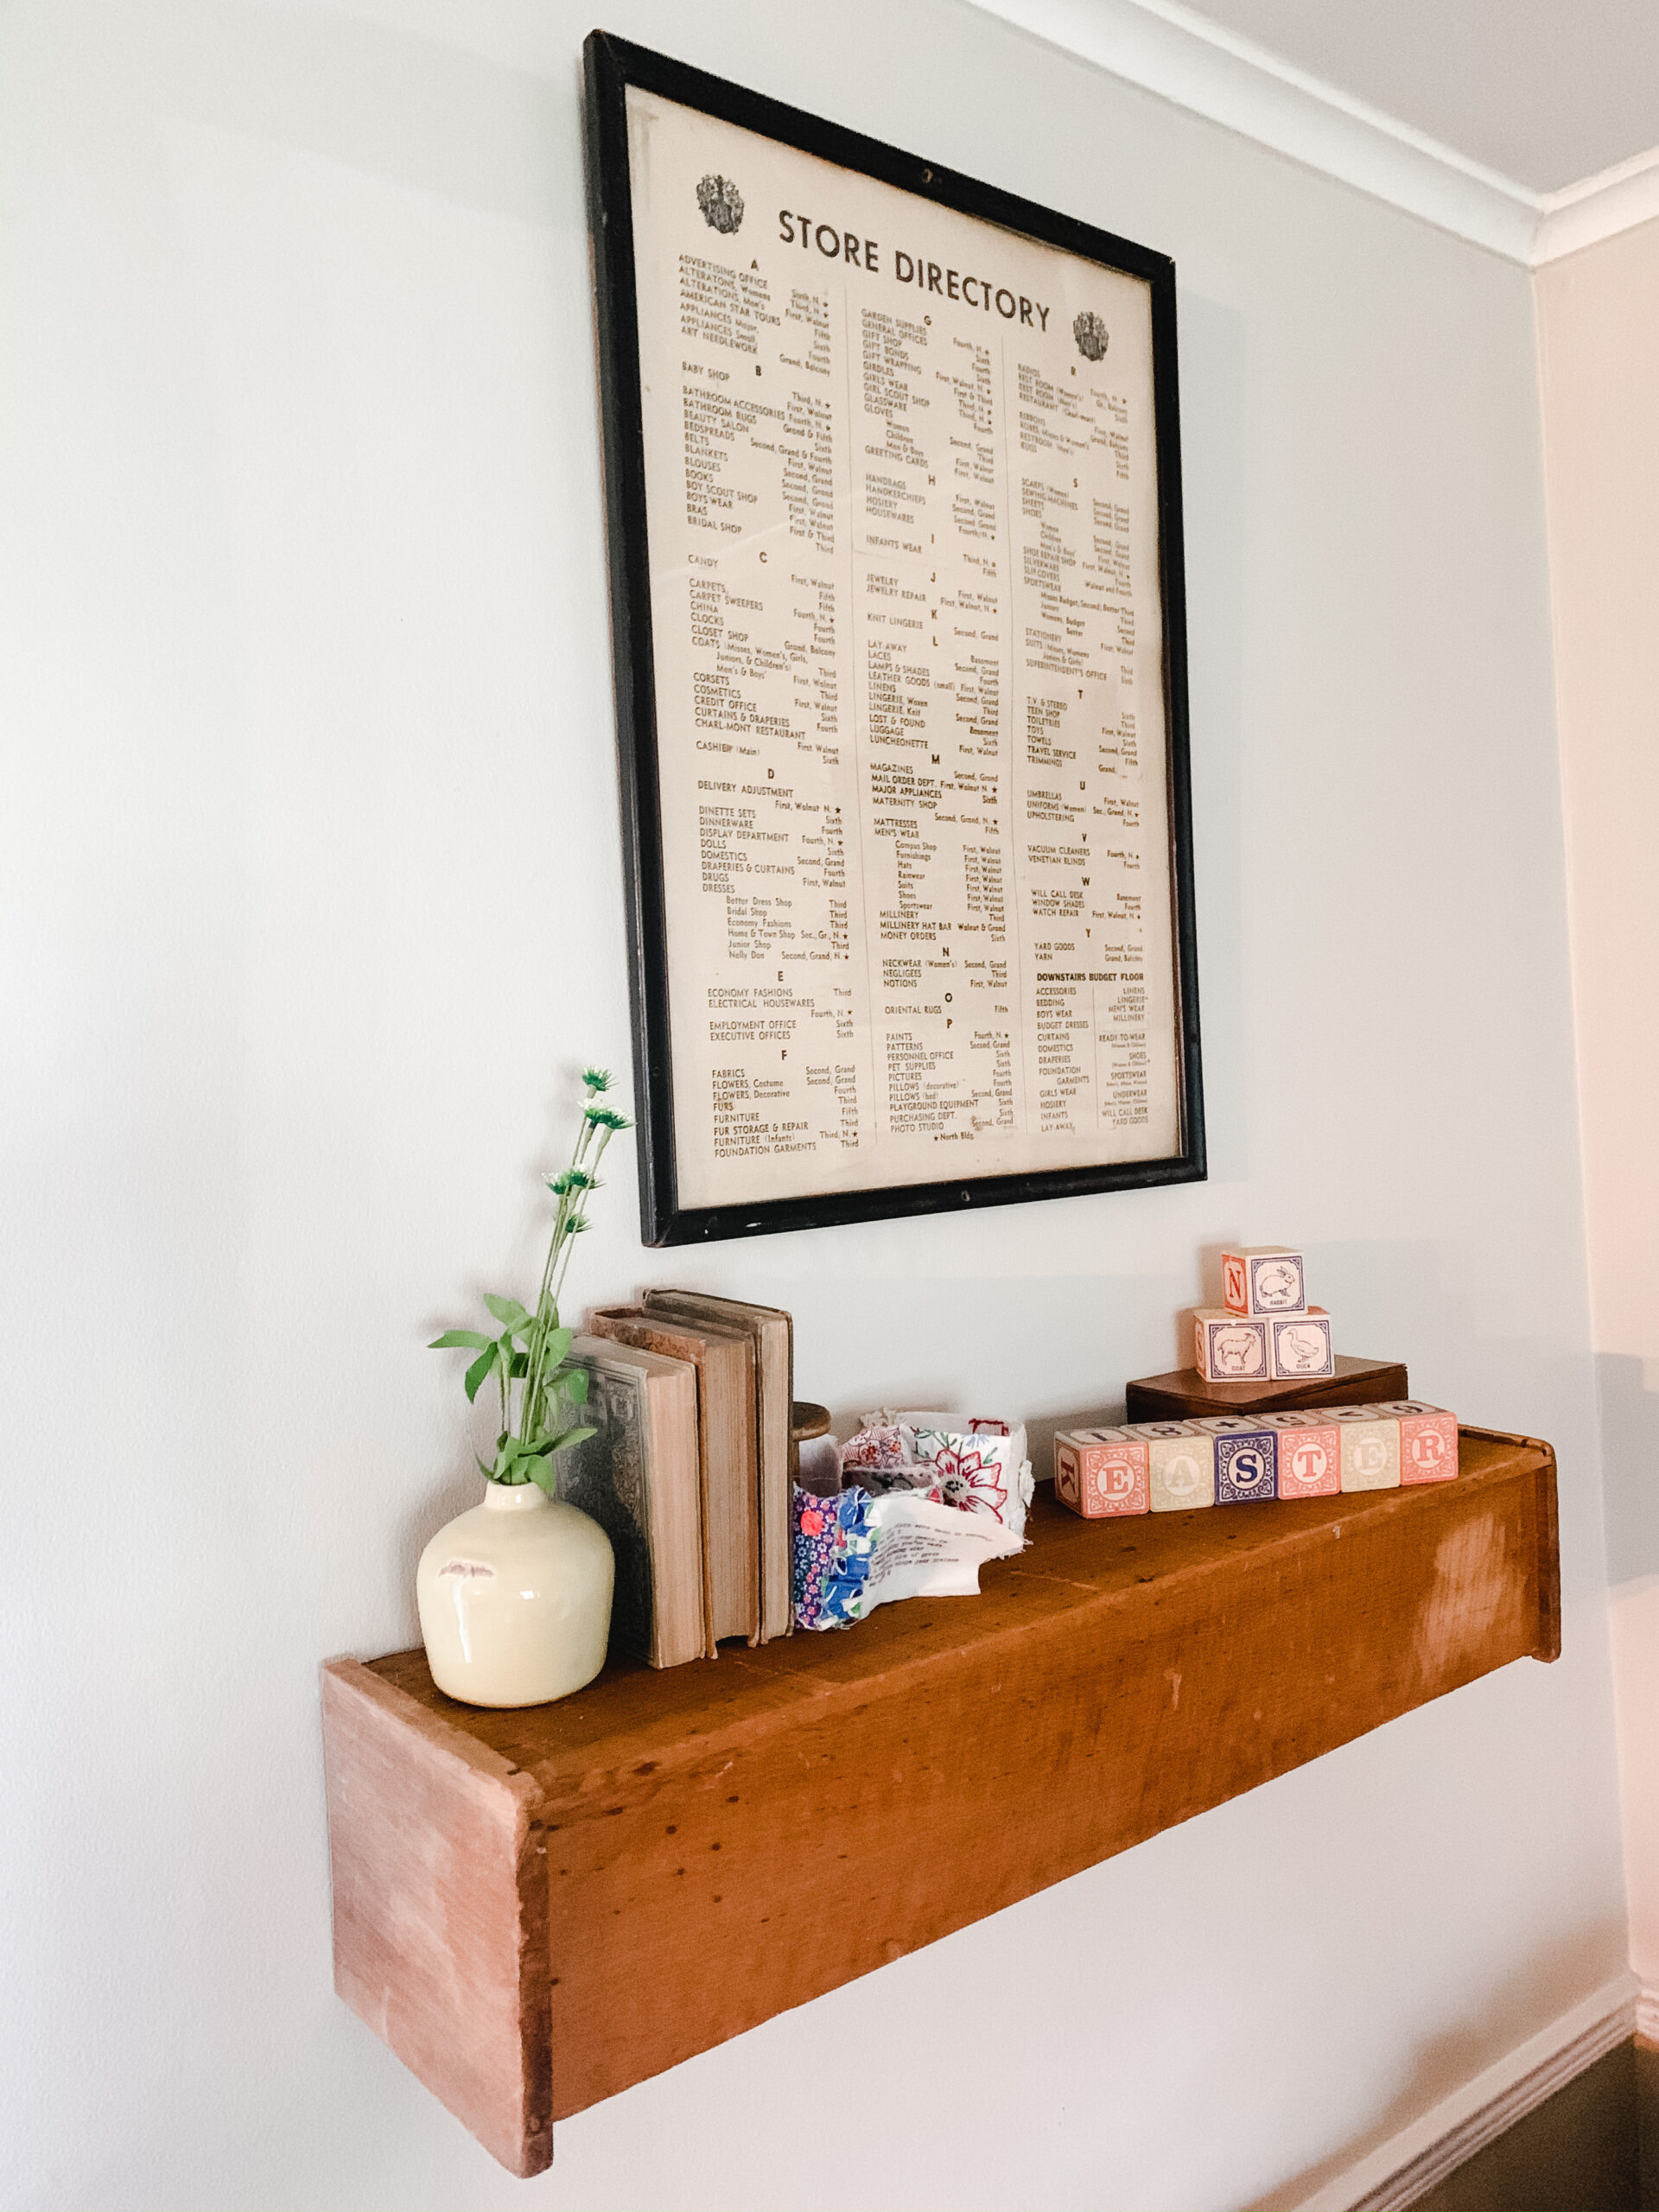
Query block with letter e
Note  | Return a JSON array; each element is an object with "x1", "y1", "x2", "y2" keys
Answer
[
  {"x1": 1268, "y1": 1307, "x2": 1334, "y2": 1381},
  {"x1": 1221, "y1": 1246, "x2": 1306, "y2": 1316},
  {"x1": 1194, "y1": 1417, "x2": 1277, "y2": 1503},
  {"x1": 1193, "y1": 1309, "x2": 1269, "y2": 1382},
  {"x1": 1122, "y1": 1421, "x2": 1216, "y2": 1511},
  {"x1": 1381, "y1": 1402, "x2": 1460, "y2": 1484},
  {"x1": 1331, "y1": 1407, "x2": 1402, "y2": 1491},
  {"x1": 1260, "y1": 1412, "x2": 1341, "y2": 1497},
  {"x1": 1052, "y1": 1429, "x2": 1149, "y2": 1519}
]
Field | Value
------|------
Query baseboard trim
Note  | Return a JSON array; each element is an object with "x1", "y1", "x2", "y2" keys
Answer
[{"x1": 1290, "y1": 1973, "x2": 1640, "y2": 2211}]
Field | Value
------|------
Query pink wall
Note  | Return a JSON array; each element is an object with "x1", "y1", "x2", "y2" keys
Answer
[{"x1": 1536, "y1": 216, "x2": 1659, "y2": 2021}]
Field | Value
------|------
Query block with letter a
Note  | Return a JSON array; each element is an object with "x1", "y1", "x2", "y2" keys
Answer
[
  {"x1": 1052, "y1": 1429, "x2": 1149, "y2": 1518},
  {"x1": 1260, "y1": 1412, "x2": 1341, "y2": 1497},
  {"x1": 1382, "y1": 1402, "x2": 1460, "y2": 1484},
  {"x1": 1123, "y1": 1422, "x2": 1217, "y2": 1511}
]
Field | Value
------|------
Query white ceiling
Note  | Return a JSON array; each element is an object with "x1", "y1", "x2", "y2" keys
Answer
[{"x1": 1163, "y1": 0, "x2": 1659, "y2": 191}]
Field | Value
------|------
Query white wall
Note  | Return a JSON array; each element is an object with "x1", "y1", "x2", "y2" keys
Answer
[
  {"x1": 1535, "y1": 219, "x2": 1659, "y2": 2020},
  {"x1": 0, "y1": 3, "x2": 1630, "y2": 2208}
]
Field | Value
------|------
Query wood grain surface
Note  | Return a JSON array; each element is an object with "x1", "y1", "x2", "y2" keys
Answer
[
  {"x1": 327, "y1": 1427, "x2": 1558, "y2": 2162},
  {"x1": 321, "y1": 1662, "x2": 553, "y2": 2173}
]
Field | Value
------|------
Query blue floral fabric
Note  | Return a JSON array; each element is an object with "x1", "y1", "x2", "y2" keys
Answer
[{"x1": 791, "y1": 1483, "x2": 875, "y2": 1631}]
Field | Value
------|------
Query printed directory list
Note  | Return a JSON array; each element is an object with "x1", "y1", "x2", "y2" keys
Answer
[{"x1": 626, "y1": 87, "x2": 1185, "y2": 1210}]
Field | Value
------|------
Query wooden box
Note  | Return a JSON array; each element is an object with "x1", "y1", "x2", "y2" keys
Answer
[
  {"x1": 321, "y1": 1427, "x2": 1557, "y2": 2175},
  {"x1": 1124, "y1": 1352, "x2": 1410, "y2": 1423}
]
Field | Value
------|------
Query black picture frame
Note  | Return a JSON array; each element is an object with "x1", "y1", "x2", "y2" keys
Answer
[{"x1": 583, "y1": 29, "x2": 1205, "y2": 1246}]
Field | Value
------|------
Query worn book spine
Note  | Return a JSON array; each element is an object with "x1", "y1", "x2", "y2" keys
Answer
[
  {"x1": 556, "y1": 1343, "x2": 706, "y2": 1671},
  {"x1": 642, "y1": 1290, "x2": 793, "y2": 1640}
]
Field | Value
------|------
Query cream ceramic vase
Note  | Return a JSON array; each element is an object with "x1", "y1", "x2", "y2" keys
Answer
[{"x1": 416, "y1": 1482, "x2": 613, "y2": 1707}]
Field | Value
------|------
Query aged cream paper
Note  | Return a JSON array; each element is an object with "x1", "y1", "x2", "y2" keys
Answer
[{"x1": 626, "y1": 88, "x2": 1182, "y2": 1210}]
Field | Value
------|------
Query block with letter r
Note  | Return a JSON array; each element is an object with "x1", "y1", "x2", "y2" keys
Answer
[{"x1": 1380, "y1": 1402, "x2": 1459, "y2": 1484}]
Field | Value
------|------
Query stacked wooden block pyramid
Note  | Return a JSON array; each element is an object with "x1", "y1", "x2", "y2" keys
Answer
[{"x1": 1193, "y1": 1244, "x2": 1332, "y2": 1382}]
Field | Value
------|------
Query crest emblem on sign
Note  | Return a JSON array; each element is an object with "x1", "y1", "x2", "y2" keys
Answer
[
  {"x1": 696, "y1": 173, "x2": 745, "y2": 234},
  {"x1": 1073, "y1": 310, "x2": 1109, "y2": 361}
]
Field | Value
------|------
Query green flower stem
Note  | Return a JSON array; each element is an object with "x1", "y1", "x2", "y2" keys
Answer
[{"x1": 430, "y1": 1067, "x2": 631, "y2": 1484}]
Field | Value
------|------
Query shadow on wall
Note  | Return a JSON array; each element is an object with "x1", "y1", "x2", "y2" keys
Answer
[
  {"x1": 1250, "y1": 1916, "x2": 1636, "y2": 2211},
  {"x1": 1599, "y1": 1353, "x2": 1659, "y2": 1590}
]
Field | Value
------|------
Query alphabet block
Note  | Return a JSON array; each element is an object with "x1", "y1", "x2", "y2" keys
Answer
[
  {"x1": 1267, "y1": 1307, "x2": 1335, "y2": 1381},
  {"x1": 1052, "y1": 1429, "x2": 1150, "y2": 1519},
  {"x1": 1193, "y1": 1308, "x2": 1269, "y2": 1382},
  {"x1": 1330, "y1": 1408, "x2": 1402, "y2": 1491},
  {"x1": 1221, "y1": 1246, "x2": 1307, "y2": 1316},
  {"x1": 1259, "y1": 1412, "x2": 1342, "y2": 1498},
  {"x1": 1193, "y1": 1417, "x2": 1277, "y2": 1503},
  {"x1": 1382, "y1": 1403, "x2": 1460, "y2": 1484},
  {"x1": 1122, "y1": 1422, "x2": 1217, "y2": 1512}
]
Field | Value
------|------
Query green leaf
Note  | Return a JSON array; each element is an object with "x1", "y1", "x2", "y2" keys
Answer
[
  {"x1": 483, "y1": 1294, "x2": 532, "y2": 1328},
  {"x1": 562, "y1": 1368, "x2": 589, "y2": 1406},
  {"x1": 543, "y1": 1326, "x2": 573, "y2": 1365},
  {"x1": 528, "y1": 1459, "x2": 559, "y2": 1496},
  {"x1": 552, "y1": 1426, "x2": 597, "y2": 1454},
  {"x1": 463, "y1": 1343, "x2": 499, "y2": 1402},
  {"x1": 429, "y1": 1329, "x2": 493, "y2": 1351},
  {"x1": 509, "y1": 1351, "x2": 529, "y2": 1378}
]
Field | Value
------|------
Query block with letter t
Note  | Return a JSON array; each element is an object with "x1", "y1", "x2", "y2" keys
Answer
[{"x1": 1260, "y1": 1412, "x2": 1341, "y2": 1497}]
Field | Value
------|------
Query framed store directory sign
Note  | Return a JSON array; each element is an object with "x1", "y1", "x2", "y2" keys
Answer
[{"x1": 585, "y1": 31, "x2": 1205, "y2": 1244}]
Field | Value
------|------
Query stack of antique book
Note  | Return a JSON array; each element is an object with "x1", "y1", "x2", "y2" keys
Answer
[{"x1": 554, "y1": 1292, "x2": 795, "y2": 1669}]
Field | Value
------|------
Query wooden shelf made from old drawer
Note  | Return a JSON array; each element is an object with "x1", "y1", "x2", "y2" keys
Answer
[{"x1": 321, "y1": 1427, "x2": 1559, "y2": 2176}]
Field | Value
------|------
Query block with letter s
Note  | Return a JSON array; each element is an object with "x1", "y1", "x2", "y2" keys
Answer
[{"x1": 1193, "y1": 1420, "x2": 1276, "y2": 1503}]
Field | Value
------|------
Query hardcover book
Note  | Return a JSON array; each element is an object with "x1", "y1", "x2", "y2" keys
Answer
[
  {"x1": 558, "y1": 1334, "x2": 706, "y2": 1670},
  {"x1": 643, "y1": 1288, "x2": 793, "y2": 1639},
  {"x1": 586, "y1": 1306, "x2": 760, "y2": 1647}
]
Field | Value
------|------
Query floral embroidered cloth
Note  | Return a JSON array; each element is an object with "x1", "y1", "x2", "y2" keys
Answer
[{"x1": 837, "y1": 1413, "x2": 1034, "y2": 1539}]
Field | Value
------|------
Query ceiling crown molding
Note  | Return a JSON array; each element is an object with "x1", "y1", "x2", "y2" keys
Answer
[
  {"x1": 965, "y1": 0, "x2": 1658, "y2": 267},
  {"x1": 1535, "y1": 148, "x2": 1659, "y2": 264}
]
